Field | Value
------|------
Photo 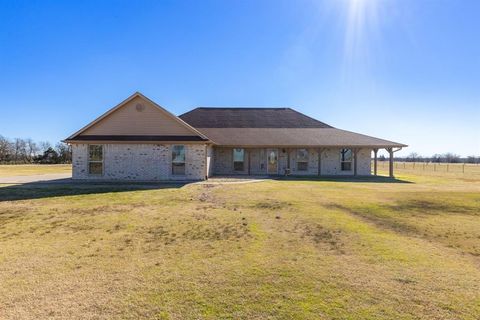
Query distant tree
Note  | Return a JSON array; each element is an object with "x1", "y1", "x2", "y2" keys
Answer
[
  {"x1": 379, "y1": 155, "x2": 386, "y2": 161},
  {"x1": 39, "y1": 141, "x2": 52, "y2": 153},
  {"x1": 431, "y1": 154, "x2": 442, "y2": 163},
  {"x1": 25, "y1": 138, "x2": 39, "y2": 162},
  {"x1": 0, "y1": 135, "x2": 11, "y2": 162},
  {"x1": 466, "y1": 156, "x2": 479, "y2": 164},
  {"x1": 442, "y1": 153, "x2": 461, "y2": 163},
  {"x1": 36, "y1": 147, "x2": 59, "y2": 164},
  {"x1": 13, "y1": 138, "x2": 28, "y2": 163},
  {"x1": 406, "y1": 152, "x2": 421, "y2": 162},
  {"x1": 55, "y1": 142, "x2": 71, "y2": 163}
]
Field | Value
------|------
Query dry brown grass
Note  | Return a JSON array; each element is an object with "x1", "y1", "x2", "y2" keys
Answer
[
  {"x1": 0, "y1": 164, "x2": 71, "y2": 177},
  {"x1": 0, "y1": 169, "x2": 479, "y2": 319}
]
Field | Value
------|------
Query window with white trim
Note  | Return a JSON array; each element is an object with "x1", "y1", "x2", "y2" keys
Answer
[
  {"x1": 233, "y1": 148, "x2": 245, "y2": 171},
  {"x1": 296, "y1": 149, "x2": 308, "y2": 171},
  {"x1": 88, "y1": 145, "x2": 103, "y2": 175},
  {"x1": 340, "y1": 148, "x2": 353, "y2": 171},
  {"x1": 172, "y1": 145, "x2": 186, "y2": 175}
]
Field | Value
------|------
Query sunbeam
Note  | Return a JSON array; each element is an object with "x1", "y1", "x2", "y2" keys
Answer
[{"x1": 342, "y1": 0, "x2": 383, "y2": 82}]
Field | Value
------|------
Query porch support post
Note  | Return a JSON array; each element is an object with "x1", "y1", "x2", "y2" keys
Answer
[
  {"x1": 387, "y1": 147, "x2": 394, "y2": 178},
  {"x1": 248, "y1": 148, "x2": 251, "y2": 175},
  {"x1": 373, "y1": 148, "x2": 378, "y2": 176},
  {"x1": 263, "y1": 148, "x2": 266, "y2": 174},
  {"x1": 353, "y1": 148, "x2": 358, "y2": 176},
  {"x1": 286, "y1": 148, "x2": 290, "y2": 175}
]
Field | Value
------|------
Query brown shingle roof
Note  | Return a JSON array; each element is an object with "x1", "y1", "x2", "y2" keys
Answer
[
  {"x1": 195, "y1": 128, "x2": 407, "y2": 148},
  {"x1": 179, "y1": 107, "x2": 333, "y2": 128},
  {"x1": 180, "y1": 107, "x2": 406, "y2": 148}
]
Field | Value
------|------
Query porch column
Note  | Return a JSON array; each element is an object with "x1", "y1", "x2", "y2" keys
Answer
[
  {"x1": 353, "y1": 148, "x2": 358, "y2": 176},
  {"x1": 286, "y1": 148, "x2": 290, "y2": 175},
  {"x1": 248, "y1": 149, "x2": 251, "y2": 175},
  {"x1": 387, "y1": 147, "x2": 394, "y2": 178},
  {"x1": 373, "y1": 148, "x2": 378, "y2": 176}
]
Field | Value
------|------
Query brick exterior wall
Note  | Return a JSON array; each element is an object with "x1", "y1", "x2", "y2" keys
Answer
[
  {"x1": 72, "y1": 144, "x2": 372, "y2": 180},
  {"x1": 213, "y1": 147, "x2": 372, "y2": 176},
  {"x1": 72, "y1": 143, "x2": 206, "y2": 181}
]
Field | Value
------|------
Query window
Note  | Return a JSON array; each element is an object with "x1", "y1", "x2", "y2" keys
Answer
[
  {"x1": 233, "y1": 148, "x2": 245, "y2": 171},
  {"x1": 340, "y1": 149, "x2": 353, "y2": 171},
  {"x1": 88, "y1": 145, "x2": 103, "y2": 175},
  {"x1": 172, "y1": 145, "x2": 186, "y2": 175},
  {"x1": 296, "y1": 149, "x2": 308, "y2": 171}
]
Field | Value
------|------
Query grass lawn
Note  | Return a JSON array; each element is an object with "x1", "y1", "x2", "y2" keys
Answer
[
  {"x1": 0, "y1": 164, "x2": 71, "y2": 177},
  {"x1": 0, "y1": 167, "x2": 479, "y2": 319}
]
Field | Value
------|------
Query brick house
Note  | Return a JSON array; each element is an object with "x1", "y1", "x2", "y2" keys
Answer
[{"x1": 65, "y1": 92, "x2": 406, "y2": 181}]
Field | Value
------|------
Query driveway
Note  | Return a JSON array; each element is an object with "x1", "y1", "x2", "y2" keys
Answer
[
  {"x1": 0, "y1": 173, "x2": 72, "y2": 184},
  {"x1": 0, "y1": 174, "x2": 269, "y2": 185}
]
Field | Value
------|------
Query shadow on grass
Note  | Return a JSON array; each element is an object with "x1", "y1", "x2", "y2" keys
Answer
[
  {"x1": 0, "y1": 179, "x2": 188, "y2": 202},
  {"x1": 277, "y1": 175, "x2": 413, "y2": 184}
]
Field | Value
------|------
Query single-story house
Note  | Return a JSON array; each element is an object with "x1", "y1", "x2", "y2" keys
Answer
[{"x1": 65, "y1": 92, "x2": 406, "y2": 181}]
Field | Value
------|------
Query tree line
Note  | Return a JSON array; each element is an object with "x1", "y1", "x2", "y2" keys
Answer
[
  {"x1": 379, "y1": 152, "x2": 480, "y2": 164},
  {"x1": 0, "y1": 135, "x2": 71, "y2": 164}
]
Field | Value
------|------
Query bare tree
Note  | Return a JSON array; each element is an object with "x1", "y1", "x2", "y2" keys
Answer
[
  {"x1": 466, "y1": 156, "x2": 479, "y2": 164},
  {"x1": 442, "y1": 153, "x2": 461, "y2": 163},
  {"x1": 13, "y1": 138, "x2": 28, "y2": 164},
  {"x1": 25, "y1": 138, "x2": 38, "y2": 162},
  {"x1": 39, "y1": 141, "x2": 52, "y2": 154},
  {"x1": 406, "y1": 152, "x2": 422, "y2": 162},
  {"x1": 55, "y1": 142, "x2": 72, "y2": 163},
  {"x1": 0, "y1": 135, "x2": 12, "y2": 163}
]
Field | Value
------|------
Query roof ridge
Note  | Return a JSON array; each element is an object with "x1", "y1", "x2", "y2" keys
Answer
[{"x1": 193, "y1": 107, "x2": 291, "y2": 110}]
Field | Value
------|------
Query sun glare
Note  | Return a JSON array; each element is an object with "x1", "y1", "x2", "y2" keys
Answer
[
  {"x1": 341, "y1": 0, "x2": 382, "y2": 79},
  {"x1": 345, "y1": 0, "x2": 379, "y2": 55}
]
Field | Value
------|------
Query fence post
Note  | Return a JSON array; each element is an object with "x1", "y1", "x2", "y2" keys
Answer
[{"x1": 434, "y1": 163, "x2": 436, "y2": 172}]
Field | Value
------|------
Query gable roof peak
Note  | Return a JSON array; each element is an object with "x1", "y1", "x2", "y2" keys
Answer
[{"x1": 65, "y1": 93, "x2": 209, "y2": 141}]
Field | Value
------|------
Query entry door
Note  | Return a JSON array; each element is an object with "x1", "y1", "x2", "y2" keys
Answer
[{"x1": 267, "y1": 149, "x2": 278, "y2": 175}]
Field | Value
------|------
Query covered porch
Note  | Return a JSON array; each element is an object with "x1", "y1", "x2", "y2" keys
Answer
[{"x1": 210, "y1": 146, "x2": 403, "y2": 178}]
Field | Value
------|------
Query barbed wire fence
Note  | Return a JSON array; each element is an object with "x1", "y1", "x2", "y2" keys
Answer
[{"x1": 377, "y1": 161, "x2": 480, "y2": 175}]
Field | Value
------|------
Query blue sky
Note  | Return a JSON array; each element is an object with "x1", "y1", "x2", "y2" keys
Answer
[{"x1": 0, "y1": 0, "x2": 478, "y2": 156}]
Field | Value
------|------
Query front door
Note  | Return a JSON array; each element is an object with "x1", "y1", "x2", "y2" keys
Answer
[{"x1": 267, "y1": 149, "x2": 278, "y2": 175}]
